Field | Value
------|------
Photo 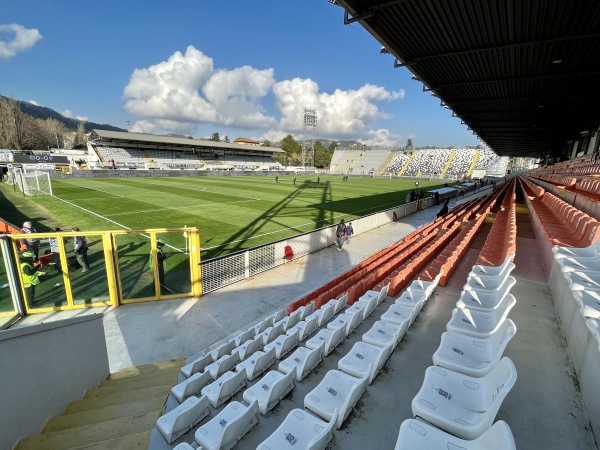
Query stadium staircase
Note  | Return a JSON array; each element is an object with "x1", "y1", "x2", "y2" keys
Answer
[
  {"x1": 467, "y1": 149, "x2": 481, "y2": 177},
  {"x1": 377, "y1": 151, "x2": 395, "y2": 175},
  {"x1": 332, "y1": 151, "x2": 354, "y2": 173},
  {"x1": 346, "y1": 153, "x2": 364, "y2": 174},
  {"x1": 91, "y1": 146, "x2": 104, "y2": 163},
  {"x1": 141, "y1": 150, "x2": 153, "y2": 162},
  {"x1": 440, "y1": 149, "x2": 456, "y2": 178},
  {"x1": 195, "y1": 155, "x2": 206, "y2": 165},
  {"x1": 14, "y1": 359, "x2": 184, "y2": 450},
  {"x1": 398, "y1": 151, "x2": 416, "y2": 176}
]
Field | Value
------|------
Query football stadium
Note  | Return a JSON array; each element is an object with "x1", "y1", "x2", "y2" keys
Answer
[{"x1": 1, "y1": 1, "x2": 600, "y2": 450}]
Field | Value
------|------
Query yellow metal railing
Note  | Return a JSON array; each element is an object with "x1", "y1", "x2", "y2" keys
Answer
[{"x1": 3, "y1": 227, "x2": 201, "y2": 315}]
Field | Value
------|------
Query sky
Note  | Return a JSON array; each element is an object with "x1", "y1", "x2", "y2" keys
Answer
[{"x1": 1, "y1": 0, "x2": 480, "y2": 148}]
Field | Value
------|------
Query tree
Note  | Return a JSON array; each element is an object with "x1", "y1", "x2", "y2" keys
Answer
[
  {"x1": 262, "y1": 139, "x2": 271, "y2": 147},
  {"x1": 224, "y1": 135, "x2": 230, "y2": 143},
  {"x1": 406, "y1": 138, "x2": 414, "y2": 150},
  {"x1": 73, "y1": 122, "x2": 87, "y2": 148},
  {"x1": 211, "y1": 132, "x2": 220, "y2": 142},
  {"x1": 314, "y1": 140, "x2": 333, "y2": 168}
]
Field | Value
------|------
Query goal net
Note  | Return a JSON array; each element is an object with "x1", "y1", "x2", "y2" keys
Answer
[{"x1": 7, "y1": 169, "x2": 53, "y2": 196}]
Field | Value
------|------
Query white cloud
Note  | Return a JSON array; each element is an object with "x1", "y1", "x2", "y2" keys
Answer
[
  {"x1": 360, "y1": 129, "x2": 406, "y2": 148},
  {"x1": 76, "y1": 115, "x2": 89, "y2": 122},
  {"x1": 123, "y1": 45, "x2": 405, "y2": 140},
  {"x1": 61, "y1": 109, "x2": 88, "y2": 122},
  {"x1": 130, "y1": 120, "x2": 157, "y2": 133},
  {"x1": 28, "y1": 100, "x2": 39, "y2": 106},
  {"x1": 0, "y1": 24, "x2": 42, "y2": 59}
]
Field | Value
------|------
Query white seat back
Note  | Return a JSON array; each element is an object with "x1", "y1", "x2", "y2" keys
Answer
[
  {"x1": 447, "y1": 296, "x2": 516, "y2": 338},
  {"x1": 394, "y1": 419, "x2": 516, "y2": 450},
  {"x1": 471, "y1": 253, "x2": 515, "y2": 276},
  {"x1": 411, "y1": 358, "x2": 517, "y2": 440},
  {"x1": 377, "y1": 283, "x2": 390, "y2": 304},
  {"x1": 234, "y1": 328, "x2": 256, "y2": 347},
  {"x1": 244, "y1": 368, "x2": 296, "y2": 415},
  {"x1": 236, "y1": 335, "x2": 264, "y2": 361},
  {"x1": 171, "y1": 370, "x2": 212, "y2": 403},
  {"x1": 208, "y1": 352, "x2": 241, "y2": 379},
  {"x1": 433, "y1": 319, "x2": 517, "y2": 377},
  {"x1": 262, "y1": 321, "x2": 284, "y2": 345},
  {"x1": 334, "y1": 293, "x2": 348, "y2": 313},
  {"x1": 300, "y1": 301, "x2": 316, "y2": 320},
  {"x1": 466, "y1": 273, "x2": 515, "y2": 292},
  {"x1": 315, "y1": 301, "x2": 336, "y2": 326},
  {"x1": 221, "y1": 400, "x2": 259, "y2": 449},
  {"x1": 156, "y1": 395, "x2": 210, "y2": 444},
  {"x1": 181, "y1": 353, "x2": 212, "y2": 378},
  {"x1": 201, "y1": 370, "x2": 247, "y2": 408},
  {"x1": 255, "y1": 317, "x2": 273, "y2": 335},
  {"x1": 362, "y1": 320, "x2": 402, "y2": 348},
  {"x1": 210, "y1": 339, "x2": 236, "y2": 362}
]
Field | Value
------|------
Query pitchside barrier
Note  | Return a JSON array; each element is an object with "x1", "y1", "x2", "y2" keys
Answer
[{"x1": 0, "y1": 196, "x2": 445, "y2": 324}]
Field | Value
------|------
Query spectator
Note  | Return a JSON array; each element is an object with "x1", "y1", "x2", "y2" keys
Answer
[
  {"x1": 436, "y1": 199, "x2": 450, "y2": 218},
  {"x1": 19, "y1": 251, "x2": 45, "y2": 304},
  {"x1": 275, "y1": 175, "x2": 279, "y2": 183},
  {"x1": 336, "y1": 219, "x2": 346, "y2": 252},
  {"x1": 317, "y1": 176, "x2": 321, "y2": 185},
  {"x1": 345, "y1": 222, "x2": 354, "y2": 244},
  {"x1": 49, "y1": 228, "x2": 62, "y2": 272},
  {"x1": 293, "y1": 176, "x2": 297, "y2": 185},
  {"x1": 19, "y1": 221, "x2": 40, "y2": 261},
  {"x1": 434, "y1": 191, "x2": 440, "y2": 205},
  {"x1": 72, "y1": 227, "x2": 90, "y2": 272}
]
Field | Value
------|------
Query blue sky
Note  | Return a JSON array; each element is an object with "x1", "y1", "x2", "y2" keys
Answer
[{"x1": 1, "y1": 0, "x2": 479, "y2": 148}]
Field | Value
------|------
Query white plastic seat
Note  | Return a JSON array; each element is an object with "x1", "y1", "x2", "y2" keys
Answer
[
  {"x1": 194, "y1": 399, "x2": 259, "y2": 450},
  {"x1": 156, "y1": 395, "x2": 210, "y2": 444},
  {"x1": 201, "y1": 370, "x2": 247, "y2": 408},
  {"x1": 574, "y1": 290, "x2": 600, "y2": 319},
  {"x1": 469, "y1": 259, "x2": 515, "y2": 282},
  {"x1": 457, "y1": 286, "x2": 512, "y2": 312},
  {"x1": 234, "y1": 328, "x2": 256, "y2": 347},
  {"x1": 433, "y1": 319, "x2": 517, "y2": 377},
  {"x1": 279, "y1": 342, "x2": 324, "y2": 381},
  {"x1": 256, "y1": 408, "x2": 338, "y2": 450},
  {"x1": 235, "y1": 346, "x2": 276, "y2": 381},
  {"x1": 333, "y1": 293, "x2": 348, "y2": 314},
  {"x1": 553, "y1": 243, "x2": 600, "y2": 259},
  {"x1": 407, "y1": 274, "x2": 442, "y2": 301},
  {"x1": 470, "y1": 253, "x2": 515, "y2": 277},
  {"x1": 260, "y1": 321, "x2": 284, "y2": 345},
  {"x1": 299, "y1": 301, "x2": 316, "y2": 320},
  {"x1": 279, "y1": 308, "x2": 302, "y2": 332},
  {"x1": 355, "y1": 292, "x2": 378, "y2": 318},
  {"x1": 394, "y1": 419, "x2": 516, "y2": 450},
  {"x1": 206, "y1": 352, "x2": 241, "y2": 380},
  {"x1": 264, "y1": 329, "x2": 299, "y2": 359},
  {"x1": 343, "y1": 302, "x2": 367, "y2": 326},
  {"x1": 243, "y1": 368, "x2": 296, "y2": 415},
  {"x1": 233, "y1": 335, "x2": 264, "y2": 361},
  {"x1": 210, "y1": 340, "x2": 236, "y2": 362},
  {"x1": 171, "y1": 370, "x2": 212, "y2": 403},
  {"x1": 269, "y1": 308, "x2": 288, "y2": 325},
  {"x1": 362, "y1": 320, "x2": 403, "y2": 348},
  {"x1": 313, "y1": 301, "x2": 336, "y2": 327},
  {"x1": 286, "y1": 314, "x2": 319, "y2": 341},
  {"x1": 394, "y1": 290, "x2": 425, "y2": 316},
  {"x1": 466, "y1": 272, "x2": 515, "y2": 293},
  {"x1": 327, "y1": 310, "x2": 362, "y2": 337},
  {"x1": 564, "y1": 269, "x2": 600, "y2": 291},
  {"x1": 254, "y1": 316, "x2": 274, "y2": 335},
  {"x1": 305, "y1": 325, "x2": 345, "y2": 356},
  {"x1": 304, "y1": 370, "x2": 369, "y2": 429},
  {"x1": 381, "y1": 303, "x2": 414, "y2": 329},
  {"x1": 374, "y1": 282, "x2": 390, "y2": 304},
  {"x1": 446, "y1": 297, "x2": 516, "y2": 339},
  {"x1": 181, "y1": 353, "x2": 212, "y2": 378},
  {"x1": 338, "y1": 340, "x2": 394, "y2": 385},
  {"x1": 411, "y1": 358, "x2": 517, "y2": 440}
]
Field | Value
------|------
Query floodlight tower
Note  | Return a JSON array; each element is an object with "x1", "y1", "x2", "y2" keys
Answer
[{"x1": 302, "y1": 107, "x2": 317, "y2": 170}]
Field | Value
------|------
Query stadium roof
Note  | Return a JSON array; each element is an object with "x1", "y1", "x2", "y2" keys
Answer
[
  {"x1": 89, "y1": 129, "x2": 284, "y2": 153},
  {"x1": 334, "y1": 0, "x2": 600, "y2": 158}
]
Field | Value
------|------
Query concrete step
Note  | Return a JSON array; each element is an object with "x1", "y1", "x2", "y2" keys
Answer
[
  {"x1": 14, "y1": 411, "x2": 161, "y2": 450},
  {"x1": 85, "y1": 372, "x2": 178, "y2": 399},
  {"x1": 107, "y1": 359, "x2": 184, "y2": 381},
  {"x1": 67, "y1": 431, "x2": 151, "y2": 450},
  {"x1": 42, "y1": 396, "x2": 166, "y2": 433},
  {"x1": 64, "y1": 385, "x2": 172, "y2": 414},
  {"x1": 97, "y1": 365, "x2": 181, "y2": 389}
]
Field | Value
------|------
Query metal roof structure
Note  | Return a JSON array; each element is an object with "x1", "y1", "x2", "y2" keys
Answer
[
  {"x1": 333, "y1": 0, "x2": 600, "y2": 158},
  {"x1": 89, "y1": 129, "x2": 284, "y2": 153}
]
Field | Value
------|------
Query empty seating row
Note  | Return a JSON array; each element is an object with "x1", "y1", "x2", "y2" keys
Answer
[{"x1": 396, "y1": 252, "x2": 518, "y2": 447}]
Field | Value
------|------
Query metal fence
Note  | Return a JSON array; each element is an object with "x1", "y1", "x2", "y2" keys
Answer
[{"x1": 200, "y1": 200, "x2": 427, "y2": 294}]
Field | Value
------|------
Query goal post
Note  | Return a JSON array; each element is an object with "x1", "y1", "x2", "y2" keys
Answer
[{"x1": 7, "y1": 169, "x2": 53, "y2": 196}]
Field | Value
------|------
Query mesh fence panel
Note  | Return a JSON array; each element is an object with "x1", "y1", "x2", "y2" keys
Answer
[{"x1": 201, "y1": 252, "x2": 246, "y2": 293}]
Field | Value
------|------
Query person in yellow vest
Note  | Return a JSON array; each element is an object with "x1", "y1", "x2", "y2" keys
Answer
[{"x1": 20, "y1": 251, "x2": 45, "y2": 304}]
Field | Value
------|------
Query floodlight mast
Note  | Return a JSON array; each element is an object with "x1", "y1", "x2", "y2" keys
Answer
[{"x1": 302, "y1": 108, "x2": 317, "y2": 170}]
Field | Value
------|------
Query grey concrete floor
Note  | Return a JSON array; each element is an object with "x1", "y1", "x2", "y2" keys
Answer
[{"x1": 12, "y1": 189, "x2": 598, "y2": 449}]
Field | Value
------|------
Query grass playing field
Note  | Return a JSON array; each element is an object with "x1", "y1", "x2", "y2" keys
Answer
[{"x1": 1, "y1": 174, "x2": 448, "y2": 260}]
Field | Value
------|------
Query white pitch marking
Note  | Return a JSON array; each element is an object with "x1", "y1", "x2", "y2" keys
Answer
[
  {"x1": 104, "y1": 198, "x2": 258, "y2": 217},
  {"x1": 78, "y1": 186, "x2": 124, "y2": 197}
]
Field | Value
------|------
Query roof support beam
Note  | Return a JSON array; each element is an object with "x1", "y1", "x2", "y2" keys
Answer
[
  {"x1": 397, "y1": 33, "x2": 600, "y2": 67},
  {"x1": 434, "y1": 71, "x2": 600, "y2": 89}
]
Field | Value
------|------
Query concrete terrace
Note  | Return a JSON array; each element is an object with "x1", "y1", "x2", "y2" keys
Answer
[{"x1": 14, "y1": 187, "x2": 598, "y2": 449}]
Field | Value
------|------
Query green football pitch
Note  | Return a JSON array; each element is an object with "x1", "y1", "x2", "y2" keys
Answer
[{"x1": 0, "y1": 175, "x2": 448, "y2": 260}]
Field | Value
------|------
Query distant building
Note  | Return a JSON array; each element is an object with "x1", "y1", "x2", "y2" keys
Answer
[{"x1": 234, "y1": 138, "x2": 261, "y2": 146}]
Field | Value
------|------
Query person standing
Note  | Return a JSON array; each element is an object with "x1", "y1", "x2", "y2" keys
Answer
[
  {"x1": 293, "y1": 176, "x2": 297, "y2": 185},
  {"x1": 49, "y1": 228, "x2": 62, "y2": 272},
  {"x1": 434, "y1": 191, "x2": 440, "y2": 205},
  {"x1": 20, "y1": 251, "x2": 44, "y2": 304},
  {"x1": 275, "y1": 175, "x2": 279, "y2": 183},
  {"x1": 72, "y1": 227, "x2": 90, "y2": 272},
  {"x1": 336, "y1": 219, "x2": 346, "y2": 252},
  {"x1": 317, "y1": 176, "x2": 321, "y2": 185},
  {"x1": 345, "y1": 222, "x2": 354, "y2": 244},
  {"x1": 19, "y1": 221, "x2": 40, "y2": 260}
]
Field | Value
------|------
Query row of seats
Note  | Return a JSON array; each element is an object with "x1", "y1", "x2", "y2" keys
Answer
[
  {"x1": 532, "y1": 154, "x2": 600, "y2": 176},
  {"x1": 395, "y1": 251, "x2": 519, "y2": 448}
]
